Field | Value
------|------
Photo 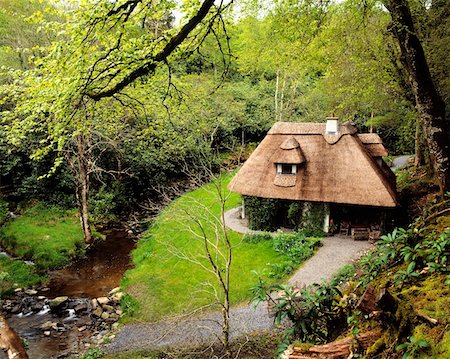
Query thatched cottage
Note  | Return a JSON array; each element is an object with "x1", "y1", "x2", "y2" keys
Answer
[{"x1": 227, "y1": 119, "x2": 397, "y2": 238}]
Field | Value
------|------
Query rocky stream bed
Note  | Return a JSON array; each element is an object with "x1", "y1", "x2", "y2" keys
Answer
[{"x1": 0, "y1": 229, "x2": 137, "y2": 359}]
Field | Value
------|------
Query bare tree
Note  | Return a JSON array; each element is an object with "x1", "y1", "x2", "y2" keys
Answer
[{"x1": 158, "y1": 167, "x2": 234, "y2": 357}]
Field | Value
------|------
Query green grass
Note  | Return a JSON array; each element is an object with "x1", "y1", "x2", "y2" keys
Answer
[
  {"x1": 0, "y1": 256, "x2": 43, "y2": 295},
  {"x1": 122, "y1": 173, "x2": 320, "y2": 322},
  {"x1": 0, "y1": 203, "x2": 85, "y2": 270}
]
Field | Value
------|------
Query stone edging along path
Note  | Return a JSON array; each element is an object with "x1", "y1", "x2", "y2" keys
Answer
[{"x1": 104, "y1": 209, "x2": 373, "y2": 354}]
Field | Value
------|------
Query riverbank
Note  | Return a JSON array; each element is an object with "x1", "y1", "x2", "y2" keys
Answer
[{"x1": 0, "y1": 229, "x2": 136, "y2": 359}]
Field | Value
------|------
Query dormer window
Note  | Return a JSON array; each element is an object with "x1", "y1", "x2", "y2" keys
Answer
[{"x1": 277, "y1": 163, "x2": 297, "y2": 175}]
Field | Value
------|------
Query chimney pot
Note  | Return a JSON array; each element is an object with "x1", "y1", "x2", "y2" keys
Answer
[{"x1": 325, "y1": 117, "x2": 339, "y2": 134}]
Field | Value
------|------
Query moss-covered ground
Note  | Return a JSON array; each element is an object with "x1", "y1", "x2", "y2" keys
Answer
[
  {"x1": 121, "y1": 173, "x2": 316, "y2": 322},
  {"x1": 0, "y1": 203, "x2": 85, "y2": 270},
  {"x1": 0, "y1": 256, "x2": 42, "y2": 295}
]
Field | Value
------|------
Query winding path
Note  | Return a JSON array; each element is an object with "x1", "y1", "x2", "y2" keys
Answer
[{"x1": 104, "y1": 235, "x2": 372, "y2": 354}]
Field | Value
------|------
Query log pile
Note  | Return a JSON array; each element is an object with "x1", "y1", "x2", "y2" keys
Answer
[{"x1": 286, "y1": 329, "x2": 382, "y2": 359}]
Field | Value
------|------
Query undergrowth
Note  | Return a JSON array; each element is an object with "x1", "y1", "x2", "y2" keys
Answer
[
  {"x1": 244, "y1": 230, "x2": 322, "y2": 279},
  {"x1": 253, "y1": 192, "x2": 450, "y2": 358}
]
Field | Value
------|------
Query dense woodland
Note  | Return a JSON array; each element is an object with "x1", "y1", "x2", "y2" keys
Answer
[
  {"x1": 0, "y1": 0, "x2": 448, "y2": 236},
  {"x1": 0, "y1": 0, "x2": 449, "y2": 358}
]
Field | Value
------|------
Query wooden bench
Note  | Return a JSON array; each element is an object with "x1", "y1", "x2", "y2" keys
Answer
[{"x1": 351, "y1": 226, "x2": 370, "y2": 240}]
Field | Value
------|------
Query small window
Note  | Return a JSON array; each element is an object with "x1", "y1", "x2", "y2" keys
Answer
[{"x1": 277, "y1": 164, "x2": 297, "y2": 175}]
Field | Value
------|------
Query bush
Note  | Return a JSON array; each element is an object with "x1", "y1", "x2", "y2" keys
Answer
[
  {"x1": 244, "y1": 196, "x2": 282, "y2": 231},
  {"x1": 243, "y1": 232, "x2": 273, "y2": 243},
  {"x1": 272, "y1": 231, "x2": 322, "y2": 261},
  {"x1": 90, "y1": 186, "x2": 119, "y2": 225},
  {"x1": 0, "y1": 199, "x2": 8, "y2": 224}
]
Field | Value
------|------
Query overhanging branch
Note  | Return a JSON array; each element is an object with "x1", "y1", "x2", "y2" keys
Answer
[{"x1": 85, "y1": 0, "x2": 216, "y2": 101}]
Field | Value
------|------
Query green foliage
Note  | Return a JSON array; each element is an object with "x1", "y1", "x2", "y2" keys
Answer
[
  {"x1": 395, "y1": 336, "x2": 430, "y2": 359},
  {"x1": 0, "y1": 203, "x2": 85, "y2": 270},
  {"x1": 75, "y1": 348, "x2": 103, "y2": 359},
  {"x1": 0, "y1": 256, "x2": 43, "y2": 296},
  {"x1": 244, "y1": 196, "x2": 282, "y2": 231},
  {"x1": 0, "y1": 198, "x2": 8, "y2": 224},
  {"x1": 360, "y1": 223, "x2": 450, "y2": 287},
  {"x1": 287, "y1": 202, "x2": 303, "y2": 228},
  {"x1": 272, "y1": 232, "x2": 321, "y2": 262},
  {"x1": 252, "y1": 280, "x2": 346, "y2": 345},
  {"x1": 299, "y1": 202, "x2": 327, "y2": 234},
  {"x1": 244, "y1": 230, "x2": 322, "y2": 279},
  {"x1": 244, "y1": 197, "x2": 327, "y2": 233},
  {"x1": 243, "y1": 232, "x2": 273, "y2": 243},
  {"x1": 330, "y1": 264, "x2": 356, "y2": 287},
  {"x1": 90, "y1": 186, "x2": 119, "y2": 225}
]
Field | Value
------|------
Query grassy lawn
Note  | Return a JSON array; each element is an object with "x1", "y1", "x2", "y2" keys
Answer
[
  {"x1": 122, "y1": 173, "x2": 321, "y2": 322},
  {"x1": 0, "y1": 203, "x2": 85, "y2": 270}
]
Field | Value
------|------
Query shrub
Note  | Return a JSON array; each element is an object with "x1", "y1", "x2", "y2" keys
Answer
[
  {"x1": 244, "y1": 196, "x2": 281, "y2": 231},
  {"x1": 267, "y1": 231, "x2": 322, "y2": 279},
  {"x1": 0, "y1": 199, "x2": 8, "y2": 224},
  {"x1": 243, "y1": 232, "x2": 273, "y2": 243},
  {"x1": 272, "y1": 231, "x2": 321, "y2": 262},
  {"x1": 252, "y1": 281, "x2": 346, "y2": 345}
]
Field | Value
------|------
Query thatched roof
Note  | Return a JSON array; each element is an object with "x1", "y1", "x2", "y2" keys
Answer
[
  {"x1": 228, "y1": 122, "x2": 397, "y2": 207},
  {"x1": 272, "y1": 137, "x2": 306, "y2": 164},
  {"x1": 357, "y1": 133, "x2": 388, "y2": 157}
]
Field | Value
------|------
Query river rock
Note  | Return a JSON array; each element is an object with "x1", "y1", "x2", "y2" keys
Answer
[
  {"x1": 78, "y1": 326, "x2": 87, "y2": 332},
  {"x1": 31, "y1": 302, "x2": 44, "y2": 312},
  {"x1": 96, "y1": 297, "x2": 109, "y2": 306},
  {"x1": 92, "y1": 307, "x2": 103, "y2": 317},
  {"x1": 43, "y1": 331, "x2": 51, "y2": 336},
  {"x1": 108, "y1": 287, "x2": 121, "y2": 296},
  {"x1": 102, "y1": 304, "x2": 114, "y2": 313},
  {"x1": 49, "y1": 296, "x2": 68, "y2": 309},
  {"x1": 25, "y1": 289, "x2": 37, "y2": 295},
  {"x1": 77, "y1": 317, "x2": 93, "y2": 327},
  {"x1": 74, "y1": 303, "x2": 88, "y2": 313},
  {"x1": 37, "y1": 296, "x2": 47, "y2": 300},
  {"x1": 10, "y1": 305, "x2": 21, "y2": 314},
  {"x1": 115, "y1": 309, "x2": 123, "y2": 316},
  {"x1": 14, "y1": 288, "x2": 22, "y2": 293},
  {"x1": 40, "y1": 321, "x2": 54, "y2": 330},
  {"x1": 108, "y1": 313, "x2": 119, "y2": 322},
  {"x1": 111, "y1": 292, "x2": 124, "y2": 302},
  {"x1": 101, "y1": 312, "x2": 110, "y2": 320},
  {"x1": 91, "y1": 298, "x2": 98, "y2": 308}
]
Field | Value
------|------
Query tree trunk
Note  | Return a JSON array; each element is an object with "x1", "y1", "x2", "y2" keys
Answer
[
  {"x1": 415, "y1": 119, "x2": 425, "y2": 167},
  {"x1": 275, "y1": 69, "x2": 279, "y2": 121},
  {"x1": 75, "y1": 134, "x2": 92, "y2": 244},
  {"x1": 0, "y1": 315, "x2": 28, "y2": 359},
  {"x1": 385, "y1": 0, "x2": 450, "y2": 194}
]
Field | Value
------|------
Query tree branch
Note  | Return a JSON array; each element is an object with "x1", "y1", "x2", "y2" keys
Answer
[{"x1": 85, "y1": 0, "x2": 216, "y2": 101}]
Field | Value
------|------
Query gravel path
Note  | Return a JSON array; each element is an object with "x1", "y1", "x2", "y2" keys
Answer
[
  {"x1": 104, "y1": 235, "x2": 372, "y2": 354},
  {"x1": 391, "y1": 155, "x2": 414, "y2": 171},
  {"x1": 223, "y1": 206, "x2": 261, "y2": 234}
]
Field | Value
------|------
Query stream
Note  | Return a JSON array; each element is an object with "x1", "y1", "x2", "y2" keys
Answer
[{"x1": 1, "y1": 229, "x2": 136, "y2": 359}]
